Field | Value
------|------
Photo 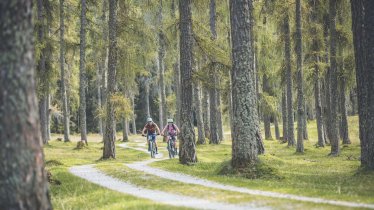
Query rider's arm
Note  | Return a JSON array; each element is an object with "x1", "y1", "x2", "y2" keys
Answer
[
  {"x1": 175, "y1": 124, "x2": 181, "y2": 134},
  {"x1": 155, "y1": 124, "x2": 161, "y2": 135},
  {"x1": 161, "y1": 126, "x2": 167, "y2": 135},
  {"x1": 141, "y1": 126, "x2": 147, "y2": 135}
]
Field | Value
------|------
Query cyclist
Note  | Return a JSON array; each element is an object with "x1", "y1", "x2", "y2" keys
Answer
[
  {"x1": 161, "y1": 119, "x2": 180, "y2": 154},
  {"x1": 141, "y1": 118, "x2": 161, "y2": 154}
]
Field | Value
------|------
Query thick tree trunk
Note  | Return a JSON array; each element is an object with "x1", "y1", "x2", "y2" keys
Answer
[
  {"x1": 202, "y1": 88, "x2": 211, "y2": 139},
  {"x1": 0, "y1": 1, "x2": 52, "y2": 208},
  {"x1": 60, "y1": 0, "x2": 70, "y2": 141},
  {"x1": 328, "y1": 0, "x2": 340, "y2": 156},
  {"x1": 79, "y1": 0, "x2": 88, "y2": 143},
  {"x1": 351, "y1": 0, "x2": 374, "y2": 169},
  {"x1": 194, "y1": 82, "x2": 206, "y2": 145},
  {"x1": 230, "y1": 0, "x2": 260, "y2": 169},
  {"x1": 179, "y1": 0, "x2": 197, "y2": 164},
  {"x1": 282, "y1": 89, "x2": 288, "y2": 142},
  {"x1": 284, "y1": 14, "x2": 295, "y2": 147},
  {"x1": 103, "y1": 0, "x2": 118, "y2": 159}
]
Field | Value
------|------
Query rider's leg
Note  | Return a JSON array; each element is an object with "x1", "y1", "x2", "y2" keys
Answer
[{"x1": 154, "y1": 135, "x2": 158, "y2": 154}]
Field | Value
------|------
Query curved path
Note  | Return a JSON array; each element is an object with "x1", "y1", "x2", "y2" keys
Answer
[
  {"x1": 119, "y1": 143, "x2": 374, "y2": 209},
  {"x1": 70, "y1": 165, "x2": 265, "y2": 210}
]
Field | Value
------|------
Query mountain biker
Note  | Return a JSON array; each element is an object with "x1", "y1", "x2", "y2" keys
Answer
[
  {"x1": 161, "y1": 119, "x2": 180, "y2": 154},
  {"x1": 141, "y1": 118, "x2": 161, "y2": 154}
]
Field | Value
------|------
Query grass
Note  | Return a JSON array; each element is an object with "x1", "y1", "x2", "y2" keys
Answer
[
  {"x1": 151, "y1": 116, "x2": 374, "y2": 205},
  {"x1": 44, "y1": 116, "x2": 374, "y2": 209},
  {"x1": 44, "y1": 137, "x2": 184, "y2": 210}
]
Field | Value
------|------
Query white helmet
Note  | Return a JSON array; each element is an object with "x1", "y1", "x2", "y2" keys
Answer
[
  {"x1": 167, "y1": 119, "x2": 173, "y2": 123},
  {"x1": 147, "y1": 117, "x2": 153, "y2": 122}
]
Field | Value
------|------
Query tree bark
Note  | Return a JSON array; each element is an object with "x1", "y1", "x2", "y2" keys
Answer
[
  {"x1": 123, "y1": 118, "x2": 129, "y2": 142},
  {"x1": 79, "y1": 0, "x2": 88, "y2": 143},
  {"x1": 174, "y1": 62, "x2": 181, "y2": 126},
  {"x1": 351, "y1": 0, "x2": 374, "y2": 169},
  {"x1": 338, "y1": 46, "x2": 351, "y2": 145},
  {"x1": 295, "y1": 0, "x2": 304, "y2": 153},
  {"x1": 101, "y1": 0, "x2": 108, "y2": 139},
  {"x1": 263, "y1": 74, "x2": 272, "y2": 140},
  {"x1": 0, "y1": 1, "x2": 52, "y2": 208},
  {"x1": 60, "y1": 0, "x2": 70, "y2": 141},
  {"x1": 323, "y1": 14, "x2": 332, "y2": 145},
  {"x1": 158, "y1": 1, "x2": 167, "y2": 130},
  {"x1": 103, "y1": 0, "x2": 118, "y2": 159},
  {"x1": 209, "y1": 73, "x2": 220, "y2": 144},
  {"x1": 274, "y1": 114, "x2": 280, "y2": 140},
  {"x1": 282, "y1": 88, "x2": 288, "y2": 142},
  {"x1": 328, "y1": 0, "x2": 340, "y2": 156},
  {"x1": 202, "y1": 88, "x2": 211, "y2": 139},
  {"x1": 230, "y1": 0, "x2": 260, "y2": 169},
  {"x1": 179, "y1": 0, "x2": 197, "y2": 164},
  {"x1": 284, "y1": 13, "x2": 295, "y2": 147},
  {"x1": 216, "y1": 84, "x2": 224, "y2": 141},
  {"x1": 132, "y1": 94, "x2": 137, "y2": 134},
  {"x1": 194, "y1": 81, "x2": 206, "y2": 145}
]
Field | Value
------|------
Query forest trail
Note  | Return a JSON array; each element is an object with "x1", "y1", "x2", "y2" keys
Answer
[
  {"x1": 119, "y1": 142, "x2": 374, "y2": 209},
  {"x1": 69, "y1": 164, "x2": 265, "y2": 210}
]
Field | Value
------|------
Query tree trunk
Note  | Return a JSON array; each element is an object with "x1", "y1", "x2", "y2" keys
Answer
[
  {"x1": 202, "y1": 88, "x2": 211, "y2": 139},
  {"x1": 230, "y1": 0, "x2": 260, "y2": 169},
  {"x1": 323, "y1": 14, "x2": 332, "y2": 145},
  {"x1": 0, "y1": 1, "x2": 52, "y2": 208},
  {"x1": 194, "y1": 82, "x2": 206, "y2": 145},
  {"x1": 174, "y1": 62, "x2": 181, "y2": 125},
  {"x1": 351, "y1": 0, "x2": 374, "y2": 169},
  {"x1": 209, "y1": 0, "x2": 217, "y2": 40},
  {"x1": 339, "y1": 82, "x2": 350, "y2": 144},
  {"x1": 179, "y1": 0, "x2": 197, "y2": 164},
  {"x1": 263, "y1": 74, "x2": 272, "y2": 140},
  {"x1": 158, "y1": 1, "x2": 167, "y2": 130},
  {"x1": 284, "y1": 14, "x2": 295, "y2": 147},
  {"x1": 132, "y1": 94, "x2": 137, "y2": 134},
  {"x1": 216, "y1": 85, "x2": 224, "y2": 141},
  {"x1": 274, "y1": 114, "x2": 280, "y2": 140},
  {"x1": 103, "y1": 0, "x2": 118, "y2": 159},
  {"x1": 303, "y1": 102, "x2": 309, "y2": 140},
  {"x1": 60, "y1": 0, "x2": 70, "y2": 141},
  {"x1": 145, "y1": 79, "x2": 151, "y2": 117},
  {"x1": 36, "y1": 0, "x2": 49, "y2": 145},
  {"x1": 123, "y1": 118, "x2": 129, "y2": 142},
  {"x1": 282, "y1": 89, "x2": 288, "y2": 142},
  {"x1": 79, "y1": 0, "x2": 88, "y2": 144},
  {"x1": 314, "y1": 54, "x2": 325, "y2": 147},
  {"x1": 328, "y1": 0, "x2": 340, "y2": 156},
  {"x1": 101, "y1": 0, "x2": 108, "y2": 139},
  {"x1": 209, "y1": 73, "x2": 220, "y2": 144}
]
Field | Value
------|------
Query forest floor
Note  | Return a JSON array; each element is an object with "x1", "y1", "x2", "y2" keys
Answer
[{"x1": 45, "y1": 116, "x2": 374, "y2": 210}]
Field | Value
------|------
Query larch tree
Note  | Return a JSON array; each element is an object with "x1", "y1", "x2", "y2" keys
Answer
[
  {"x1": 179, "y1": 0, "x2": 197, "y2": 164},
  {"x1": 36, "y1": 0, "x2": 49, "y2": 144},
  {"x1": 328, "y1": 0, "x2": 340, "y2": 156},
  {"x1": 60, "y1": 0, "x2": 70, "y2": 142},
  {"x1": 296, "y1": 0, "x2": 305, "y2": 153},
  {"x1": 230, "y1": 0, "x2": 260, "y2": 169},
  {"x1": 158, "y1": 0, "x2": 167, "y2": 131},
  {"x1": 79, "y1": 0, "x2": 88, "y2": 144},
  {"x1": 0, "y1": 0, "x2": 52, "y2": 208},
  {"x1": 284, "y1": 12, "x2": 295, "y2": 147},
  {"x1": 351, "y1": 0, "x2": 374, "y2": 169},
  {"x1": 103, "y1": 0, "x2": 118, "y2": 159}
]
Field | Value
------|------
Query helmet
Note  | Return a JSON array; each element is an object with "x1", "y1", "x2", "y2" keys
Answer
[
  {"x1": 167, "y1": 119, "x2": 173, "y2": 123},
  {"x1": 147, "y1": 117, "x2": 153, "y2": 122}
]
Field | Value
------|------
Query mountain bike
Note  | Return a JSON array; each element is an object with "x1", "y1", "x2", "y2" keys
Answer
[
  {"x1": 167, "y1": 135, "x2": 177, "y2": 159},
  {"x1": 143, "y1": 134, "x2": 158, "y2": 158}
]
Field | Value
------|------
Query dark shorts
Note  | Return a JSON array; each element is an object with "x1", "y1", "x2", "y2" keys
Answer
[{"x1": 148, "y1": 133, "x2": 156, "y2": 142}]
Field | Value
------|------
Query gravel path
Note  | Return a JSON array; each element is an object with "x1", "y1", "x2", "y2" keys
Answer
[
  {"x1": 69, "y1": 164, "x2": 267, "y2": 210},
  {"x1": 119, "y1": 143, "x2": 374, "y2": 209}
]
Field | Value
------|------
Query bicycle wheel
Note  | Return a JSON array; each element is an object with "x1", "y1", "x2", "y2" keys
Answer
[
  {"x1": 168, "y1": 140, "x2": 173, "y2": 159},
  {"x1": 150, "y1": 141, "x2": 155, "y2": 158}
]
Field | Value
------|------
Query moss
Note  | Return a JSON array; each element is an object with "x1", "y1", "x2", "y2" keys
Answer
[
  {"x1": 218, "y1": 160, "x2": 283, "y2": 180},
  {"x1": 45, "y1": 160, "x2": 64, "y2": 167}
]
